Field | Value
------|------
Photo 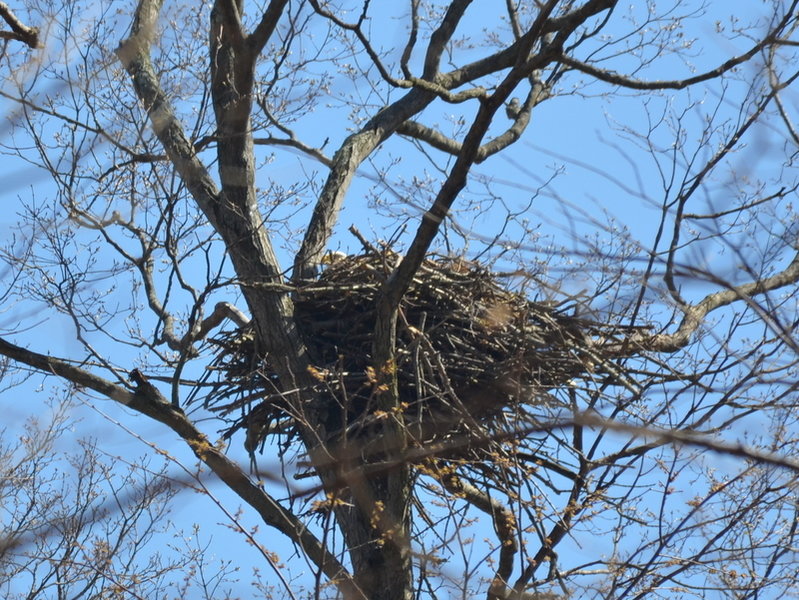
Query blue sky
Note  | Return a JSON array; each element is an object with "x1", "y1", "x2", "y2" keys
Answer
[{"x1": 2, "y1": 1, "x2": 798, "y2": 598}]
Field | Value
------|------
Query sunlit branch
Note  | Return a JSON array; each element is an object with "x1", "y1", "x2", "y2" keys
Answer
[{"x1": 0, "y1": 2, "x2": 40, "y2": 48}]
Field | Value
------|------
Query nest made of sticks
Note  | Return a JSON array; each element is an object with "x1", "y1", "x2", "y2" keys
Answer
[{"x1": 204, "y1": 250, "x2": 633, "y2": 454}]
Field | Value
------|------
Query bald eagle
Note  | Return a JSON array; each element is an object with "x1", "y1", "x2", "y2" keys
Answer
[{"x1": 320, "y1": 251, "x2": 347, "y2": 265}]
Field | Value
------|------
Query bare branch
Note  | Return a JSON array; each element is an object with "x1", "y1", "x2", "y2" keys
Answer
[
  {"x1": 638, "y1": 249, "x2": 799, "y2": 353},
  {"x1": 396, "y1": 77, "x2": 549, "y2": 161},
  {"x1": 248, "y1": 0, "x2": 290, "y2": 56},
  {"x1": 421, "y1": 0, "x2": 473, "y2": 79},
  {"x1": 0, "y1": 2, "x2": 39, "y2": 48},
  {"x1": 557, "y1": 5, "x2": 799, "y2": 91},
  {"x1": 116, "y1": 0, "x2": 221, "y2": 227},
  {"x1": 0, "y1": 337, "x2": 133, "y2": 404},
  {"x1": 437, "y1": 469, "x2": 518, "y2": 600},
  {"x1": 183, "y1": 301, "x2": 250, "y2": 347},
  {"x1": 0, "y1": 337, "x2": 360, "y2": 598}
]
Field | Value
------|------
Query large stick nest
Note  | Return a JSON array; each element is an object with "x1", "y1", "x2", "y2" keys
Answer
[{"x1": 203, "y1": 250, "x2": 637, "y2": 456}]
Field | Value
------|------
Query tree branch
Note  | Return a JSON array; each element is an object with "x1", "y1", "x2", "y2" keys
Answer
[
  {"x1": 637, "y1": 249, "x2": 799, "y2": 353},
  {"x1": 116, "y1": 0, "x2": 222, "y2": 230},
  {"x1": 291, "y1": 87, "x2": 436, "y2": 281},
  {"x1": 421, "y1": 0, "x2": 473, "y2": 79},
  {"x1": 397, "y1": 78, "x2": 549, "y2": 161},
  {"x1": 0, "y1": 336, "x2": 362, "y2": 598},
  {"x1": 0, "y1": 337, "x2": 133, "y2": 405},
  {"x1": 182, "y1": 301, "x2": 250, "y2": 347},
  {"x1": 0, "y1": 2, "x2": 40, "y2": 48},
  {"x1": 557, "y1": 4, "x2": 799, "y2": 92},
  {"x1": 248, "y1": 0, "x2": 289, "y2": 56},
  {"x1": 437, "y1": 469, "x2": 518, "y2": 600},
  {"x1": 382, "y1": 2, "x2": 562, "y2": 310}
]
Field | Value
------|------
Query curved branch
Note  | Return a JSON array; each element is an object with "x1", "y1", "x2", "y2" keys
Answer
[
  {"x1": 400, "y1": 0, "x2": 420, "y2": 79},
  {"x1": 183, "y1": 301, "x2": 250, "y2": 347},
  {"x1": 477, "y1": 80, "x2": 549, "y2": 161},
  {"x1": 291, "y1": 87, "x2": 436, "y2": 281},
  {"x1": 396, "y1": 78, "x2": 549, "y2": 160},
  {"x1": 0, "y1": 336, "x2": 361, "y2": 598},
  {"x1": 557, "y1": 3, "x2": 799, "y2": 92},
  {"x1": 396, "y1": 119, "x2": 461, "y2": 155},
  {"x1": 437, "y1": 469, "x2": 518, "y2": 600},
  {"x1": 637, "y1": 249, "x2": 799, "y2": 353},
  {"x1": 421, "y1": 0, "x2": 473, "y2": 79},
  {"x1": 558, "y1": 52, "x2": 754, "y2": 90},
  {"x1": 253, "y1": 135, "x2": 333, "y2": 167},
  {"x1": 307, "y1": 0, "x2": 405, "y2": 88}
]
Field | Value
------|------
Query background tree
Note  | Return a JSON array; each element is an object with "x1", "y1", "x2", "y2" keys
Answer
[
  {"x1": 0, "y1": 401, "x2": 244, "y2": 599},
  {"x1": 2, "y1": 1, "x2": 799, "y2": 599}
]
